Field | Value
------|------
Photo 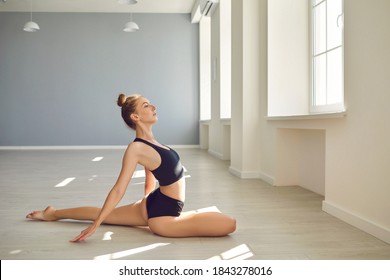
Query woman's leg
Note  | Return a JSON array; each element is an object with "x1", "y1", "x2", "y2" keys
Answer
[
  {"x1": 148, "y1": 212, "x2": 236, "y2": 238},
  {"x1": 26, "y1": 198, "x2": 149, "y2": 227}
]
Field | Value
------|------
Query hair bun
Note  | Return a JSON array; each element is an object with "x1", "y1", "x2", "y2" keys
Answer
[{"x1": 117, "y1": 93, "x2": 127, "y2": 107}]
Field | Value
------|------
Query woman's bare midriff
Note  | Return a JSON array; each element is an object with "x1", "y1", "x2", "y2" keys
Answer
[{"x1": 159, "y1": 178, "x2": 186, "y2": 202}]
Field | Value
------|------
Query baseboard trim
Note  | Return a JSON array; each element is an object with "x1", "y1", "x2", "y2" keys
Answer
[
  {"x1": 228, "y1": 167, "x2": 275, "y2": 185},
  {"x1": 322, "y1": 200, "x2": 390, "y2": 244},
  {"x1": 0, "y1": 145, "x2": 200, "y2": 150},
  {"x1": 172, "y1": 145, "x2": 200, "y2": 149},
  {"x1": 0, "y1": 146, "x2": 128, "y2": 150},
  {"x1": 228, "y1": 166, "x2": 259, "y2": 179},
  {"x1": 258, "y1": 171, "x2": 275, "y2": 185},
  {"x1": 208, "y1": 149, "x2": 224, "y2": 160}
]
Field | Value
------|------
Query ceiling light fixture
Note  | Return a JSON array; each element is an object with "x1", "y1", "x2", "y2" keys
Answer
[
  {"x1": 123, "y1": 13, "x2": 139, "y2": 32},
  {"x1": 23, "y1": 0, "x2": 39, "y2": 32},
  {"x1": 118, "y1": 0, "x2": 138, "y2": 4}
]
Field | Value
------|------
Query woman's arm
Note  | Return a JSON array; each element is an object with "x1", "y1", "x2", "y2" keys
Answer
[
  {"x1": 70, "y1": 144, "x2": 139, "y2": 242},
  {"x1": 144, "y1": 168, "x2": 156, "y2": 195}
]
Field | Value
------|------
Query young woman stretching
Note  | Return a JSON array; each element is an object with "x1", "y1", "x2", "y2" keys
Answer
[{"x1": 26, "y1": 94, "x2": 236, "y2": 242}]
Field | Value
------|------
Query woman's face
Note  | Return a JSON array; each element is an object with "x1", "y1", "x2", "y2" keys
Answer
[{"x1": 133, "y1": 97, "x2": 158, "y2": 125}]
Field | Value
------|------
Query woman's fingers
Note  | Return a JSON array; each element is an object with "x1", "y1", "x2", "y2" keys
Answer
[
  {"x1": 69, "y1": 226, "x2": 96, "y2": 242},
  {"x1": 69, "y1": 232, "x2": 86, "y2": 242}
]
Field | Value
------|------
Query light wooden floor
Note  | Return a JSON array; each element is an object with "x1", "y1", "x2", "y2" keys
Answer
[{"x1": 0, "y1": 148, "x2": 389, "y2": 260}]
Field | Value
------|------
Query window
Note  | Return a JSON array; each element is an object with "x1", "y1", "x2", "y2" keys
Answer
[
  {"x1": 311, "y1": 0, "x2": 344, "y2": 113},
  {"x1": 219, "y1": 0, "x2": 232, "y2": 119},
  {"x1": 200, "y1": 17, "x2": 211, "y2": 121}
]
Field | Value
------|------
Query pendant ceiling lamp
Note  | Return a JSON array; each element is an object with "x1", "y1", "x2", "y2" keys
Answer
[
  {"x1": 24, "y1": 0, "x2": 39, "y2": 32},
  {"x1": 120, "y1": 0, "x2": 139, "y2": 32},
  {"x1": 123, "y1": 13, "x2": 139, "y2": 32},
  {"x1": 118, "y1": 0, "x2": 138, "y2": 4}
]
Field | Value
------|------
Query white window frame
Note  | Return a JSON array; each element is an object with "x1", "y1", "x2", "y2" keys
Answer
[{"x1": 310, "y1": 0, "x2": 345, "y2": 114}]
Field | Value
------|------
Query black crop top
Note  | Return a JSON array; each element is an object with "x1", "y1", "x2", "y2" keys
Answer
[{"x1": 134, "y1": 138, "x2": 184, "y2": 186}]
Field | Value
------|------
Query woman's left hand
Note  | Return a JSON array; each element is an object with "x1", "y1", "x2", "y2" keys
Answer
[{"x1": 70, "y1": 224, "x2": 98, "y2": 242}]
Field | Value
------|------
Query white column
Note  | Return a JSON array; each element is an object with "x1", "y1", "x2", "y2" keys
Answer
[{"x1": 230, "y1": 0, "x2": 266, "y2": 178}]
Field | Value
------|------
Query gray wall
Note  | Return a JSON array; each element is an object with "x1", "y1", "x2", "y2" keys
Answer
[{"x1": 0, "y1": 13, "x2": 199, "y2": 146}]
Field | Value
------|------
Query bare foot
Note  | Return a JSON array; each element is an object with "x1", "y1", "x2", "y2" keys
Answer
[{"x1": 26, "y1": 206, "x2": 58, "y2": 221}]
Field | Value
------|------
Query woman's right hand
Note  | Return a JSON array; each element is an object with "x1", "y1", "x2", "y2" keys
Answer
[{"x1": 70, "y1": 223, "x2": 98, "y2": 242}]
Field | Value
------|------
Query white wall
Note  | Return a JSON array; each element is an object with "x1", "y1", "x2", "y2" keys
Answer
[
  {"x1": 322, "y1": 0, "x2": 390, "y2": 242},
  {"x1": 263, "y1": 0, "x2": 390, "y2": 243},
  {"x1": 268, "y1": 0, "x2": 310, "y2": 116},
  {"x1": 274, "y1": 129, "x2": 326, "y2": 195},
  {"x1": 207, "y1": 0, "x2": 390, "y2": 243}
]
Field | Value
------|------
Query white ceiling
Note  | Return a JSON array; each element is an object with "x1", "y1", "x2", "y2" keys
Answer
[{"x1": 0, "y1": 0, "x2": 197, "y2": 13}]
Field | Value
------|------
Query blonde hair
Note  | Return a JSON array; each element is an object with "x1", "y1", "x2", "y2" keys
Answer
[{"x1": 117, "y1": 93, "x2": 141, "y2": 130}]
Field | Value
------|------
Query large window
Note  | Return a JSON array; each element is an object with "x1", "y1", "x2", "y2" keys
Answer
[{"x1": 311, "y1": 0, "x2": 344, "y2": 113}]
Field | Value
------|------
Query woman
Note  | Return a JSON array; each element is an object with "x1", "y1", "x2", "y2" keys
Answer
[{"x1": 26, "y1": 93, "x2": 236, "y2": 241}]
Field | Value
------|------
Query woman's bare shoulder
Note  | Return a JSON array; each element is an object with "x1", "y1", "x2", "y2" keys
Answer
[
  {"x1": 125, "y1": 141, "x2": 142, "y2": 154},
  {"x1": 124, "y1": 141, "x2": 149, "y2": 158}
]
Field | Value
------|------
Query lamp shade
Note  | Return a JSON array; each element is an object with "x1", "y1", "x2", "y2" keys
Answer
[
  {"x1": 118, "y1": 0, "x2": 138, "y2": 4},
  {"x1": 123, "y1": 21, "x2": 139, "y2": 32},
  {"x1": 23, "y1": 21, "x2": 40, "y2": 32}
]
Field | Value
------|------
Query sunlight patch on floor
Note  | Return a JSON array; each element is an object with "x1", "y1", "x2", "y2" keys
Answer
[
  {"x1": 88, "y1": 175, "x2": 98, "y2": 182},
  {"x1": 196, "y1": 206, "x2": 221, "y2": 213},
  {"x1": 93, "y1": 243, "x2": 170, "y2": 260},
  {"x1": 132, "y1": 166, "x2": 189, "y2": 179},
  {"x1": 131, "y1": 182, "x2": 146, "y2": 186},
  {"x1": 92, "y1": 157, "x2": 104, "y2": 162},
  {"x1": 9, "y1": 249, "x2": 22, "y2": 255},
  {"x1": 208, "y1": 244, "x2": 254, "y2": 260},
  {"x1": 102, "y1": 231, "x2": 114, "y2": 241},
  {"x1": 132, "y1": 169, "x2": 146, "y2": 178},
  {"x1": 55, "y1": 177, "x2": 76, "y2": 187}
]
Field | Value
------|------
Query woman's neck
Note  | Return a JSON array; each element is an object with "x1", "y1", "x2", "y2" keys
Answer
[{"x1": 135, "y1": 126, "x2": 155, "y2": 141}]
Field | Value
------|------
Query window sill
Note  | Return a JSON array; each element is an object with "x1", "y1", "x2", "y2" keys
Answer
[
  {"x1": 199, "y1": 119, "x2": 231, "y2": 125},
  {"x1": 220, "y1": 118, "x2": 231, "y2": 125},
  {"x1": 265, "y1": 110, "x2": 347, "y2": 121}
]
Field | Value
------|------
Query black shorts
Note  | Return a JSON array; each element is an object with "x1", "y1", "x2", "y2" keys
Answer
[{"x1": 146, "y1": 188, "x2": 184, "y2": 219}]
